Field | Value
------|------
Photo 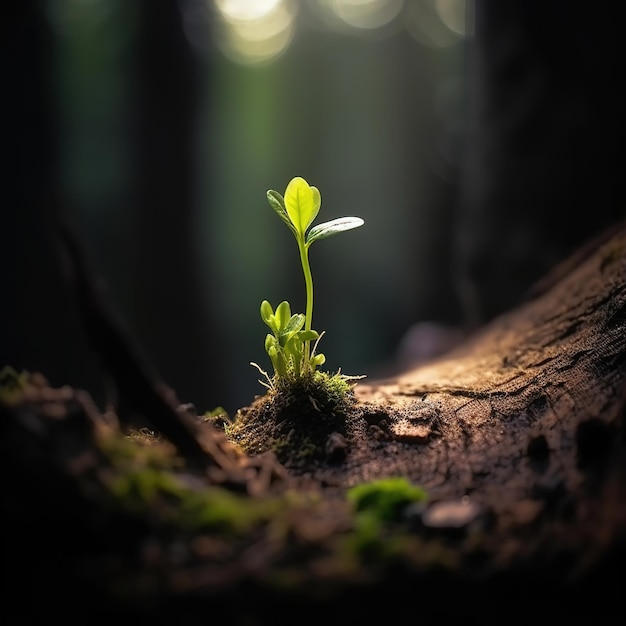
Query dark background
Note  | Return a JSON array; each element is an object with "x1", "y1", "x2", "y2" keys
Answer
[{"x1": 3, "y1": 0, "x2": 624, "y2": 416}]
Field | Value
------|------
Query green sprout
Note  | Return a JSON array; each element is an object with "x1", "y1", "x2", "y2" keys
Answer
[
  {"x1": 259, "y1": 299, "x2": 324, "y2": 380},
  {"x1": 253, "y1": 176, "x2": 364, "y2": 386}
]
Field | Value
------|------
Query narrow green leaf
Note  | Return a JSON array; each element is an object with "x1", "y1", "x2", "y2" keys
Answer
[
  {"x1": 266, "y1": 343, "x2": 279, "y2": 375},
  {"x1": 260, "y1": 300, "x2": 274, "y2": 325},
  {"x1": 279, "y1": 328, "x2": 299, "y2": 348},
  {"x1": 274, "y1": 349, "x2": 288, "y2": 377},
  {"x1": 284, "y1": 177, "x2": 321, "y2": 236},
  {"x1": 289, "y1": 343, "x2": 302, "y2": 377},
  {"x1": 260, "y1": 300, "x2": 281, "y2": 335},
  {"x1": 275, "y1": 301, "x2": 292, "y2": 331},
  {"x1": 267, "y1": 189, "x2": 286, "y2": 213},
  {"x1": 306, "y1": 217, "x2": 364, "y2": 246},
  {"x1": 265, "y1": 334, "x2": 277, "y2": 353},
  {"x1": 267, "y1": 190, "x2": 297, "y2": 235},
  {"x1": 283, "y1": 313, "x2": 305, "y2": 335}
]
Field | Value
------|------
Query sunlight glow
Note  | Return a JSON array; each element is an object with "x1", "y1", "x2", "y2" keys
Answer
[
  {"x1": 212, "y1": 0, "x2": 296, "y2": 65},
  {"x1": 214, "y1": 0, "x2": 282, "y2": 22},
  {"x1": 208, "y1": 0, "x2": 473, "y2": 63},
  {"x1": 435, "y1": 0, "x2": 471, "y2": 37},
  {"x1": 404, "y1": 0, "x2": 469, "y2": 47},
  {"x1": 329, "y1": 0, "x2": 404, "y2": 30}
]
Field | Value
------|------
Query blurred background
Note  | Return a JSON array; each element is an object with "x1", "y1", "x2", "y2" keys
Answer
[{"x1": 4, "y1": 0, "x2": 624, "y2": 416}]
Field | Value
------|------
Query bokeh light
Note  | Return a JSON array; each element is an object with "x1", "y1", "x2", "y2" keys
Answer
[
  {"x1": 206, "y1": 0, "x2": 473, "y2": 64},
  {"x1": 435, "y1": 0, "x2": 472, "y2": 37},
  {"x1": 328, "y1": 0, "x2": 404, "y2": 30},
  {"x1": 404, "y1": 0, "x2": 469, "y2": 48},
  {"x1": 211, "y1": 0, "x2": 296, "y2": 65},
  {"x1": 214, "y1": 0, "x2": 282, "y2": 21}
]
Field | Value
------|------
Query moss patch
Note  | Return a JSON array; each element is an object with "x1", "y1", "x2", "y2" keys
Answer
[{"x1": 224, "y1": 371, "x2": 362, "y2": 466}]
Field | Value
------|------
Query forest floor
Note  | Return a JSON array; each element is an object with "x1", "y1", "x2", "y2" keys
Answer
[{"x1": 3, "y1": 354, "x2": 624, "y2": 625}]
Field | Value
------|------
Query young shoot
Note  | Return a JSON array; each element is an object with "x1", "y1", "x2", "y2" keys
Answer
[{"x1": 252, "y1": 176, "x2": 364, "y2": 387}]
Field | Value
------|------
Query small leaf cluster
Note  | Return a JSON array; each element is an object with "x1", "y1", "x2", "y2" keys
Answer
[{"x1": 260, "y1": 300, "x2": 325, "y2": 381}]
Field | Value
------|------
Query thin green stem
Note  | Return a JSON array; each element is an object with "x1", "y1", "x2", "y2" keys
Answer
[{"x1": 298, "y1": 236, "x2": 314, "y2": 365}]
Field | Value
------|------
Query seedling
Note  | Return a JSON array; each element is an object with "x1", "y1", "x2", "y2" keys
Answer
[{"x1": 251, "y1": 176, "x2": 364, "y2": 388}]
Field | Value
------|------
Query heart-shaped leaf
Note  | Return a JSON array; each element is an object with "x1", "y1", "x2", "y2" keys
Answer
[
  {"x1": 284, "y1": 176, "x2": 321, "y2": 237},
  {"x1": 306, "y1": 217, "x2": 364, "y2": 246}
]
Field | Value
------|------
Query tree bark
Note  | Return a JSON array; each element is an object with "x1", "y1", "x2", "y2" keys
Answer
[{"x1": 453, "y1": 0, "x2": 626, "y2": 327}]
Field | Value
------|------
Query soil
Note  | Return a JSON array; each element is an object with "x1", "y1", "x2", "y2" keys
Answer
[{"x1": 2, "y1": 221, "x2": 625, "y2": 625}]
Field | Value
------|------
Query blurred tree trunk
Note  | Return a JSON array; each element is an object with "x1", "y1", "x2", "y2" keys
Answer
[
  {"x1": 128, "y1": 1, "x2": 222, "y2": 411},
  {"x1": 1, "y1": 2, "x2": 100, "y2": 388},
  {"x1": 454, "y1": 0, "x2": 626, "y2": 328}
]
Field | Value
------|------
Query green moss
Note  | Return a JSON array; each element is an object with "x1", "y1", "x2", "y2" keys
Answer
[
  {"x1": 270, "y1": 368, "x2": 354, "y2": 398},
  {"x1": 339, "y1": 477, "x2": 429, "y2": 564},
  {"x1": 176, "y1": 485, "x2": 282, "y2": 534},
  {"x1": 98, "y1": 430, "x2": 283, "y2": 535},
  {"x1": 224, "y1": 370, "x2": 360, "y2": 464},
  {"x1": 346, "y1": 477, "x2": 428, "y2": 523},
  {"x1": 107, "y1": 467, "x2": 282, "y2": 535}
]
